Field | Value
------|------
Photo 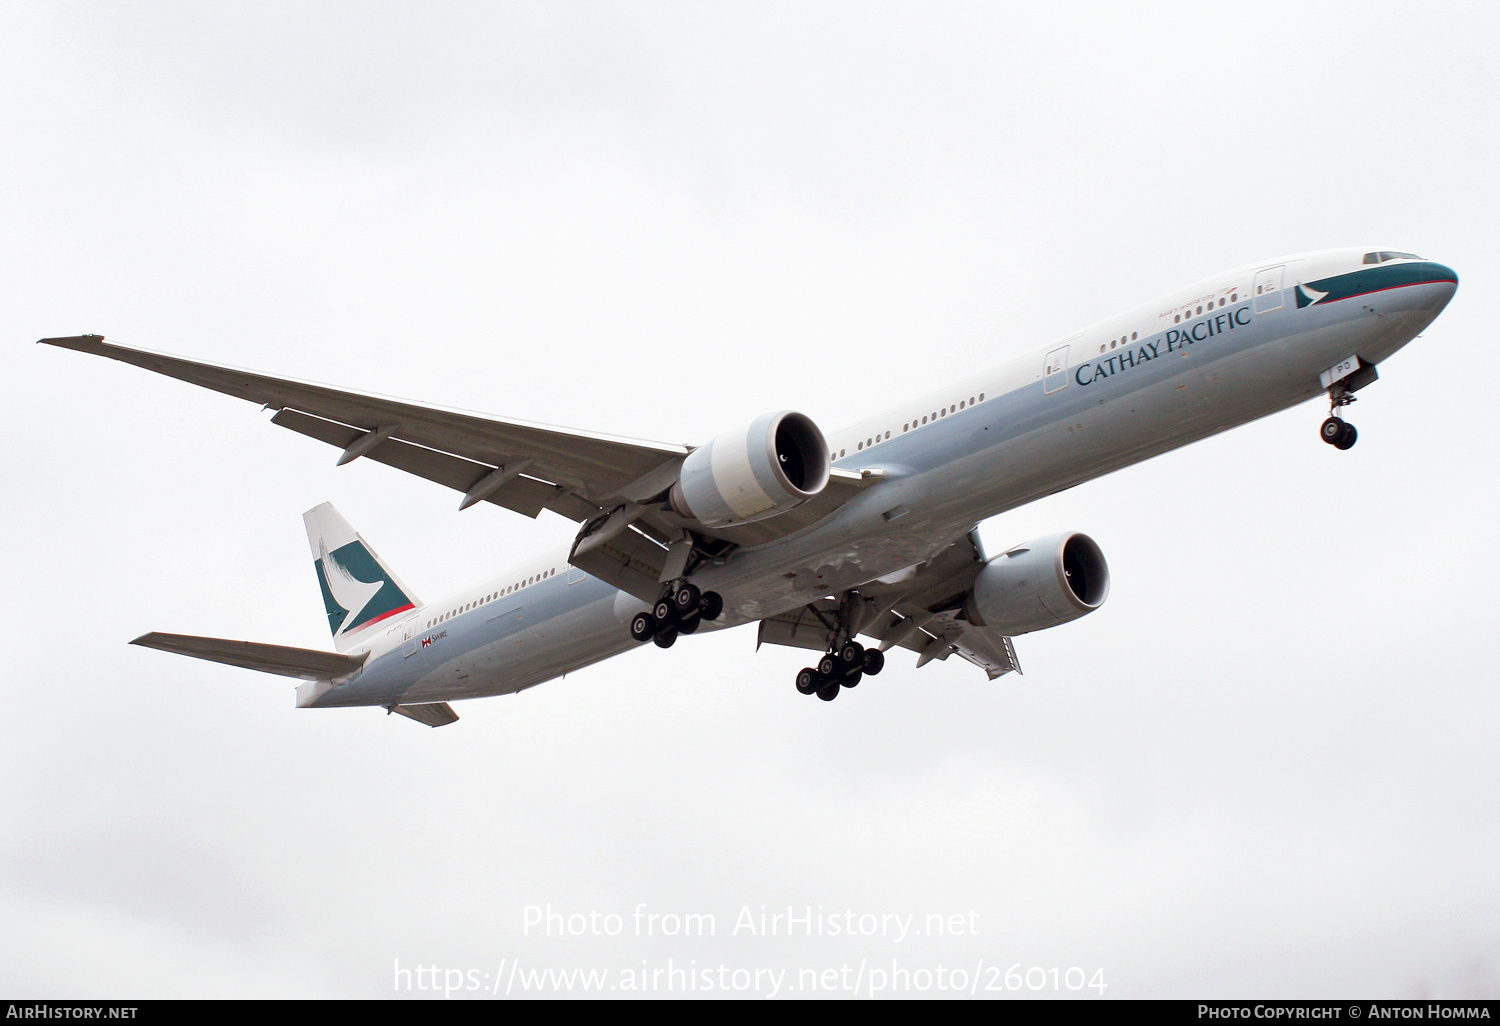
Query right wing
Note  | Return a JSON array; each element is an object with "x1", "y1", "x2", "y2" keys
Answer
[
  {"x1": 42, "y1": 335, "x2": 880, "y2": 597},
  {"x1": 40, "y1": 334, "x2": 687, "y2": 524}
]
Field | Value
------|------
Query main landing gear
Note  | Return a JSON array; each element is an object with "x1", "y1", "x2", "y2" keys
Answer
[
  {"x1": 795, "y1": 641, "x2": 885, "y2": 702},
  {"x1": 1319, "y1": 382, "x2": 1358, "y2": 450},
  {"x1": 629, "y1": 581, "x2": 724, "y2": 649}
]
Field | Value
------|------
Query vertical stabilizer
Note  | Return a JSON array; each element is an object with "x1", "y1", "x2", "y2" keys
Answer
[{"x1": 303, "y1": 502, "x2": 421, "y2": 652}]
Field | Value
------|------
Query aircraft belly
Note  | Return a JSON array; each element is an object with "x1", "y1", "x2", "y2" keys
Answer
[{"x1": 1200, "y1": 304, "x2": 1428, "y2": 419}]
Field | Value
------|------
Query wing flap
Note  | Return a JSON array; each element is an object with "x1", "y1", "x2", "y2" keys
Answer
[
  {"x1": 947, "y1": 626, "x2": 1022, "y2": 680},
  {"x1": 568, "y1": 524, "x2": 669, "y2": 603},
  {"x1": 756, "y1": 597, "x2": 843, "y2": 653},
  {"x1": 131, "y1": 631, "x2": 367, "y2": 681},
  {"x1": 756, "y1": 610, "x2": 837, "y2": 652},
  {"x1": 271, "y1": 409, "x2": 567, "y2": 520},
  {"x1": 389, "y1": 702, "x2": 459, "y2": 728}
]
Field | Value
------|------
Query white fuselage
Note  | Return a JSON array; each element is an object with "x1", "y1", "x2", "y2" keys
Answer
[{"x1": 302, "y1": 247, "x2": 1457, "y2": 709}]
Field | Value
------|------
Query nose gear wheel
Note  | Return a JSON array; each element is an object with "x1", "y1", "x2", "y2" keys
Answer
[{"x1": 1320, "y1": 383, "x2": 1359, "y2": 450}]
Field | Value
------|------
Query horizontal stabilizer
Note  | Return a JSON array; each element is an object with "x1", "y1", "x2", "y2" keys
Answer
[
  {"x1": 131, "y1": 632, "x2": 367, "y2": 681},
  {"x1": 389, "y1": 703, "x2": 460, "y2": 728}
]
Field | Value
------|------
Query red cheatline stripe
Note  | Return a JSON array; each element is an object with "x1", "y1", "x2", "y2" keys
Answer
[{"x1": 345, "y1": 602, "x2": 416, "y2": 634}]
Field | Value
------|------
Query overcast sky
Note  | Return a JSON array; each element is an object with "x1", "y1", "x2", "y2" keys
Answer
[{"x1": 2, "y1": 0, "x2": 1497, "y2": 999}]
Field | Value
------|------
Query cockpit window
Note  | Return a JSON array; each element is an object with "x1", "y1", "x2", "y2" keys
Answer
[{"x1": 1363, "y1": 251, "x2": 1423, "y2": 264}]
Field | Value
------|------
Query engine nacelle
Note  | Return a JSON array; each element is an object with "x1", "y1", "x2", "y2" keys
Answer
[
  {"x1": 668, "y1": 411, "x2": 830, "y2": 528},
  {"x1": 965, "y1": 531, "x2": 1109, "y2": 636}
]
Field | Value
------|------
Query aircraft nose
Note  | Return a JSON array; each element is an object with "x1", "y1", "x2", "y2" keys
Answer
[
  {"x1": 1426, "y1": 262, "x2": 1458, "y2": 286},
  {"x1": 1423, "y1": 261, "x2": 1459, "y2": 312}
]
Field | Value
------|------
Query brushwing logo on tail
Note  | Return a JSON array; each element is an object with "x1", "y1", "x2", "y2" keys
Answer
[{"x1": 315, "y1": 540, "x2": 415, "y2": 638}]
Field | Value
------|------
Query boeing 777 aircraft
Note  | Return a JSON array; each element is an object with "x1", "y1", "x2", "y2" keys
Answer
[{"x1": 41, "y1": 247, "x2": 1458, "y2": 725}]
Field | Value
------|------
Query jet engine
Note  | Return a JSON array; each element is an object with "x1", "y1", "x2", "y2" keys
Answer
[
  {"x1": 964, "y1": 531, "x2": 1109, "y2": 635},
  {"x1": 668, "y1": 411, "x2": 830, "y2": 528}
]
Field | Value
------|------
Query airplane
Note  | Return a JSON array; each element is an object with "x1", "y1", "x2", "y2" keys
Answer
[{"x1": 39, "y1": 247, "x2": 1458, "y2": 726}]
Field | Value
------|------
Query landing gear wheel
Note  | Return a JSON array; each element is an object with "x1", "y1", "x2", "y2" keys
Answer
[
  {"x1": 652, "y1": 628, "x2": 678, "y2": 649},
  {"x1": 861, "y1": 648, "x2": 885, "y2": 676},
  {"x1": 674, "y1": 583, "x2": 701, "y2": 614},
  {"x1": 677, "y1": 614, "x2": 701, "y2": 635},
  {"x1": 699, "y1": 591, "x2": 724, "y2": 622},
  {"x1": 653, "y1": 599, "x2": 675, "y2": 623},
  {"x1": 796, "y1": 668, "x2": 820, "y2": 695},
  {"x1": 818, "y1": 654, "x2": 838, "y2": 677},
  {"x1": 1334, "y1": 422, "x2": 1358, "y2": 450},
  {"x1": 816, "y1": 682, "x2": 840, "y2": 701},
  {"x1": 1320, "y1": 417, "x2": 1345, "y2": 445},
  {"x1": 629, "y1": 612, "x2": 657, "y2": 643},
  {"x1": 841, "y1": 669, "x2": 862, "y2": 688},
  {"x1": 838, "y1": 641, "x2": 864, "y2": 667}
]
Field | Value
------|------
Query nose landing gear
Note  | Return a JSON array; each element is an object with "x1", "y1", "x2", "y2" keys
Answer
[
  {"x1": 1320, "y1": 415, "x2": 1357, "y2": 450},
  {"x1": 1320, "y1": 382, "x2": 1358, "y2": 450}
]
